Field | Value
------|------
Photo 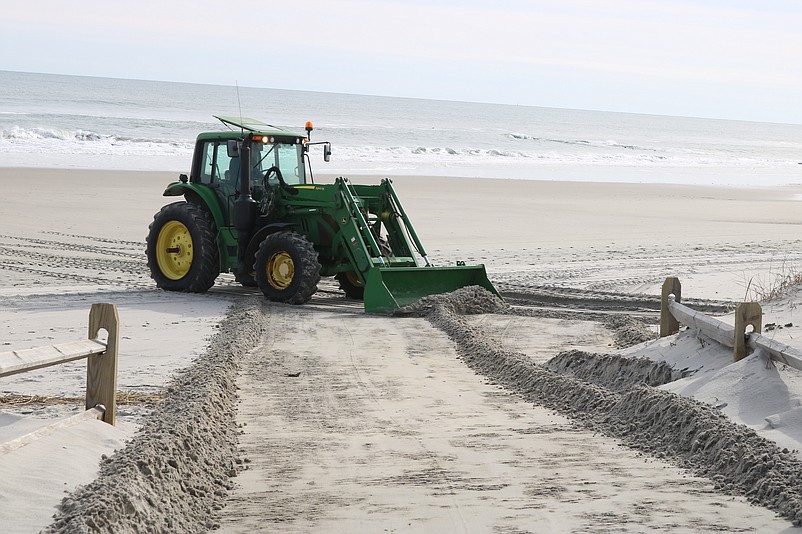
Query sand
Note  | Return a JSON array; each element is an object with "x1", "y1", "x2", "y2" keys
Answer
[
  {"x1": 424, "y1": 288, "x2": 802, "y2": 525},
  {"x1": 2, "y1": 167, "x2": 802, "y2": 532}
]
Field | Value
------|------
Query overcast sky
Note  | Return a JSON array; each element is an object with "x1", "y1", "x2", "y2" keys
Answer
[{"x1": 2, "y1": 0, "x2": 801, "y2": 124}]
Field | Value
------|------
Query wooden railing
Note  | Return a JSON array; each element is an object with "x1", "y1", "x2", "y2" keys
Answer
[
  {"x1": 660, "y1": 277, "x2": 802, "y2": 371},
  {"x1": 0, "y1": 303, "x2": 119, "y2": 426}
]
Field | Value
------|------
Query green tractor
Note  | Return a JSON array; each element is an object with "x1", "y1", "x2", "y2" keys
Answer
[{"x1": 145, "y1": 116, "x2": 498, "y2": 313}]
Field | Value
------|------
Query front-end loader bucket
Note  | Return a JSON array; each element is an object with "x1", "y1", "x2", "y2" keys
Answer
[{"x1": 363, "y1": 264, "x2": 500, "y2": 314}]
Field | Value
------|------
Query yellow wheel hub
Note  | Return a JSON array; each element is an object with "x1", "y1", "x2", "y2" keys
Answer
[
  {"x1": 156, "y1": 221, "x2": 193, "y2": 280},
  {"x1": 267, "y1": 251, "x2": 295, "y2": 289},
  {"x1": 346, "y1": 271, "x2": 364, "y2": 287}
]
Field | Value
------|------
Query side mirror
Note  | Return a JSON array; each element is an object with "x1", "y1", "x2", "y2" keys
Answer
[
  {"x1": 323, "y1": 143, "x2": 331, "y2": 163},
  {"x1": 227, "y1": 140, "x2": 240, "y2": 159}
]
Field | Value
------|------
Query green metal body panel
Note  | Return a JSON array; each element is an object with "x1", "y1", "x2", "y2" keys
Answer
[
  {"x1": 217, "y1": 228, "x2": 239, "y2": 271},
  {"x1": 163, "y1": 126, "x2": 499, "y2": 313},
  {"x1": 164, "y1": 182, "x2": 226, "y2": 227}
]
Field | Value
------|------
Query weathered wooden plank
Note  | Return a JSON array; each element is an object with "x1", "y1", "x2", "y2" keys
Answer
[
  {"x1": 0, "y1": 339, "x2": 106, "y2": 378},
  {"x1": 660, "y1": 277, "x2": 682, "y2": 337},
  {"x1": 0, "y1": 406, "x2": 105, "y2": 455},
  {"x1": 668, "y1": 299, "x2": 735, "y2": 347},
  {"x1": 86, "y1": 303, "x2": 119, "y2": 426},
  {"x1": 748, "y1": 335, "x2": 802, "y2": 372},
  {"x1": 734, "y1": 302, "x2": 762, "y2": 361}
]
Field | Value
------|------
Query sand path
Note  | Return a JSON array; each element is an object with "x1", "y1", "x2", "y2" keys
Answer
[{"x1": 218, "y1": 303, "x2": 794, "y2": 533}]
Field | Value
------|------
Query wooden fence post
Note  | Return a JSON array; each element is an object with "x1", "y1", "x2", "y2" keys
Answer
[
  {"x1": 660, "y1": 277, "x2": 682, "y2": 337},
  {"x1": 86, "y1": 303, "x2": 119, "y2": 425},
  {"x1": 734, "y1": 302, "x2": 762, "y2": 362}
]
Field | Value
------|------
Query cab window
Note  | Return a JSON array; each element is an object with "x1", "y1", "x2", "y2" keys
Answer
[
  {"x1": 258, "y1": 143, "x2": 305, "y2": 186},
  {"x1": 276, "y1": 144, "x2": 304, "y2": 185},
  {"x1": 197, "y1": 140, "x2": 238, "y2": 186},
  {"x1": 199, "y1": 142, "x2": 217, "y2": 184}
]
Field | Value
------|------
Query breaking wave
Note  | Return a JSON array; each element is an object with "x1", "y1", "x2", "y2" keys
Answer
[
  {"x1": 0, "y1": 126, "x2": 792, "y2": 174},
  {"x1": 1, "y1": 126, "x2": 189, "y2": 146},
  {"x1": 508, "y1": 132, "x2": 655, "y2": 152},
  {"x1": 331, "y1": 144, "x2": 781, "y2": 168},
  {"x1": 0, "y1": 126, "x2": 193, "y2": 157}
]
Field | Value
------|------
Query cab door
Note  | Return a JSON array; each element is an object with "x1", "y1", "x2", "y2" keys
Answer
[{"x1": 197, "y1": 139, "x2": 238, "y2": 224}]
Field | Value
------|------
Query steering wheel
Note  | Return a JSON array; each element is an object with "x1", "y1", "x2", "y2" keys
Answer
[
  {"x1": 264, "y1": 166, "x2": 298, "y2": 195},
  {"x1": 264, "y1": 166, "x2": 284, "y2": 186}
]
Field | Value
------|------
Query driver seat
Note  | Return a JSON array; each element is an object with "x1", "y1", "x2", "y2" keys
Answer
[{"x1": 227, "y1": 157, "x2": 240, "y2": 187}]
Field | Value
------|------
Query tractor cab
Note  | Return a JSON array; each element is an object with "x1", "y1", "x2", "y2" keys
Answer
[{"x1": 189, "y1": 117, "x2": 313, "y2": 224}]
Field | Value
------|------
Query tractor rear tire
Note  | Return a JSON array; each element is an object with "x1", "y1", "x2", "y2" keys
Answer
[
  {"x1": 336, "y1": 272, "x2": 365, "y2": 300},
  {"x1": 254, "y1": 232, "x2": 321, "y2": 304},
  {"x1": 146, "y1": 202, "x2": 219, "y2": 292}
]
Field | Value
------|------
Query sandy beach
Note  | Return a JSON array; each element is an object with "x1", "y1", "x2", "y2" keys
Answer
[{"x1": 2, "y1": 167, "x2": 802, "y2": 532}]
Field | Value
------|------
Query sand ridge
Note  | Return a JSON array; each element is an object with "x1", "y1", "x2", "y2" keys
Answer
[{"x1": 44, "y1": 300, "x2": 265, "y2": 533}]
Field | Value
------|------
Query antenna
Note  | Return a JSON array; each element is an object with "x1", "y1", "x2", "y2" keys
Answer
[{"x1": 235, "y1": 80, "x2": 244, "y2": 135}]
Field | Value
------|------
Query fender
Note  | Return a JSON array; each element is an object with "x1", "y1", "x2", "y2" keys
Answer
[{"x1": 163, "y1": 183, "x2": 226, "y2": 231}]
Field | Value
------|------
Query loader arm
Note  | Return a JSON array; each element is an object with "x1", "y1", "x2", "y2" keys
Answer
[{"x1": 330, "y1": 178, "x2": 499, "y2": 313}]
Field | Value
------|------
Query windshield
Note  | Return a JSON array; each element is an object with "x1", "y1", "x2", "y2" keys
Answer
[{"x1": 254, "y1": 142, "x2": 306, "y2": 185}]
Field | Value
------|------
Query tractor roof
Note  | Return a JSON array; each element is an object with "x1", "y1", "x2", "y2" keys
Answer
[{"x1": 203, "y1": 116, "x2": 305, "y2": 141}]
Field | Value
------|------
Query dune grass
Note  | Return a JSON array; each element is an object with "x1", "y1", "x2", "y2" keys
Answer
[{"x1": 742, "y1": 259, "x2": 802, "y2": 302}]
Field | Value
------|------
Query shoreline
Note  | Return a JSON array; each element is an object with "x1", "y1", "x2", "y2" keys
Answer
[{"x1": 1, "y1": 164, "x2": 800, "y2": 188}]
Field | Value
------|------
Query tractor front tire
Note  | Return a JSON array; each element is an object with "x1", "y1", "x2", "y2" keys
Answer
[
  {"x1": 254, "y1": 232, "x2": 321, "y2": 304},
  {"x1": 336, "y1": 272, "x2": 365, "y2": 300},
  {"x1": 146, "y1": 202, "x2": 219, "y2": 292}
]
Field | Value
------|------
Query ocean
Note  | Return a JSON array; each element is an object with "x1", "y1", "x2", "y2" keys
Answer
[{"x1": 1, "y1": 70, "x2": 800, "y2": 186}]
